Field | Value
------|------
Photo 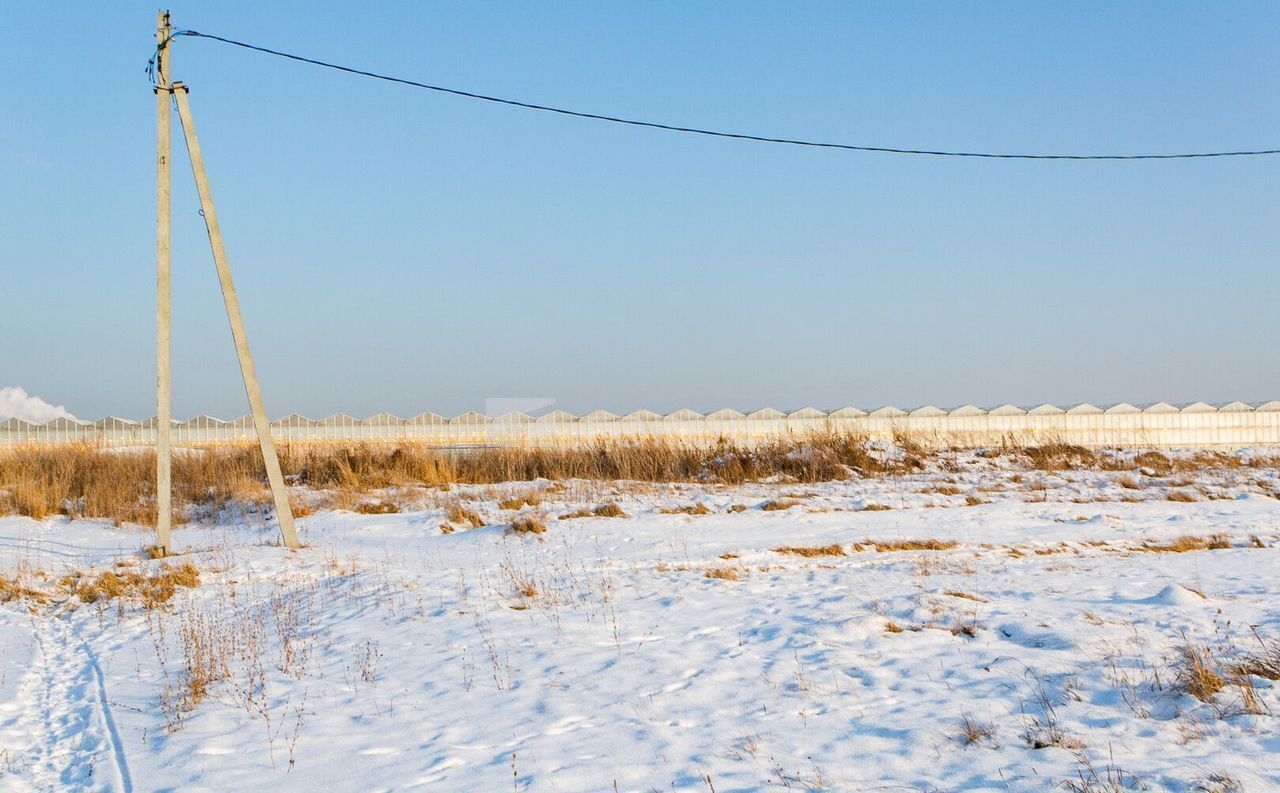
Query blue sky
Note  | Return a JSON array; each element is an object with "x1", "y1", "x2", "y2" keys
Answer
[{"x1": 3, "y1": 2, "x2": 1278, "y2": 420}]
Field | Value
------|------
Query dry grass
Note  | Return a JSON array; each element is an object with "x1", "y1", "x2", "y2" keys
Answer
[
  {"x1": 1233, "y1": 634, "x2": 1280, "y2": 681},
  {"x1": 760, "y1": 499, "x2": 801, "y2": 512},
  {"x1": 870, "y1": 538, "x2": 959, "y2": 552},
  {"x1": 1062, "y1": 751, "x2": 1142, "y2": 793},
  {"x1": 508, "y1": 515, "x2": 547, "y2": 535},
  {"x1": 0, "y1": 432, "x2": 938, "y2": 526},
  {"x1": 661, "y1": 503, "x2": 711, "y2": 516},
  {"x1": 1166, "y1": 490, "x2": 1198, "y2": 503},
  {"x1": 959, "y1": 715, "x2": 996, "y2": 745},
  {"x1": 1142, "y1": 534, "x2": 1231, "y2": 553},
  {"x1": 445, "y1": 504, "x2": 485, "y2": 529},
  {"x1": 69, "y1": 562, "x2": 200, "y2": 607},
  {"x1": 704, "y1": 566, "x2": 742, "y2": 581},
  {"x1": 0, "y1": 573, "x2": 47, "y2": 605},
  {"x1": 7, "y1": 436, "x2": 1271, "y2": 527},
  {"x1": 1024, "y1": 443, "x2": 1097, "y2": 471},
  {"x1": 592, "y1": 503, "x2": 626, "y2": 518},
  {"x1": 355, "y1": 500, "x2": 399, "y2": 514},
  {"x1": 1175, "y1": 640, "x2": 1225, "y2": 702},
  {"x1": 498, "y1": 491, "x2": 542, "y2": 510},
  {"x1": 1133, "y1": 451, "x2": 1173, "y2": 474},
  {"x1": 944, "y1": 590, "x2": 987, "y2": 602},
  {"x1": 772, "y1": 543, "x2": 846, "y2": 558}
]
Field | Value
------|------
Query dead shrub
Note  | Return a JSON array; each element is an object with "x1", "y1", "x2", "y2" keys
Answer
[
  {"x1": 592, "y1": 503, "x2": 626, "y2": 518},
  {"x1": 1116, "y1": 475, "x2": 1142, "y2": 490},
  {"x1": 704, "y1": 566, "x2": 742, "y2": 581},
  {"x1": 1166, "y1": 490, "x2": 1198, "y2": 503}
]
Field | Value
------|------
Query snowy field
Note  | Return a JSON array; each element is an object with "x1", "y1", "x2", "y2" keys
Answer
[{"x1": 2, "y1": 454, "x2": 1279, "y2": 791}]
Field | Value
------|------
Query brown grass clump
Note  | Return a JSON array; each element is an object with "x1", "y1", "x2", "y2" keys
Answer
[
  {"x1": 960, "y1": 715, "x2": 996, "y2": 745},
  {"x1": 884, "y1": 620, "x2": 905, "y2": 633},
  {"x1": 871, "y1": 539, "x2": 958, "y2": 552},
  {"x1": 1176, "y1": 641, "x2": 1225, "y2": 702},
  {"x1": 944, "y1": 590, "x2": 988, "y2": 602},
  {"x1": 860, "y1": 503, "x2": 893, "y2": 512},
  {"x1": 1143, "y1": 534, "x2": 1231, "y2": 553},
  {"x1": 1166, "y1": 490, "x2": 1198, "y2": 503},
  {"x1": 772, "y1": 544, "x2": 846, "y2": 558},
  {"x1": 661, "y1": 503, "x2": 711, "y2": 516},
  {"x1": 1233, "y1": 635, "x2": 1280, "y2": 681},
  {"x1": 509, "y1": 515, "x2": 547, "y2": 535},
  {"x1": 951, "y1": 616, "x2": 981, "y2": 638},
  {"x1": 445, "y1": 504, "x2": 485, "y2": 529},
  {"x1": 1133, "y1": 451, "x2": 1173, "y2": 474},
  {"x1": 760, "y1": 499, "x2": 800, "y2": 512},
  {"x1": 704, "y1": 566, "x2": 742, "y2": 581},
  {"x1": 592, "y1": 503, "x2": 626, "y2": 518},
  {"x1": 964, "y1": 495, "x2": 987, "y2": 506},
  {"x1": 498, "y1": 491, "x2": 542, "y2": 510},
  {"x1": 1116, "y1": 475, "x2": 1142, "y2": 490},
  {"x1": 71, "y1": 562, "x2": 200, "y2": 607},
  {"x1": 1024, "y1": 443, "x2": 1097, "y2": 471},
  {"x1": 355, "y1": 500, "x2": 399, "y2": 514},
  {"x1": 0, "y1": 574, "x2": 47, "y2": 605}
]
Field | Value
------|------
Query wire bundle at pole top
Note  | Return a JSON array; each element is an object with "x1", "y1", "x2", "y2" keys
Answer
[{"x1": 148, "y1": 28, "x2": 1280, "y2": 162}]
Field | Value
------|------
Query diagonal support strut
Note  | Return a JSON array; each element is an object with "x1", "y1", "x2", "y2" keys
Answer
[{"x1": 171, "y1": 81, "x2": 301, "y2": 551}]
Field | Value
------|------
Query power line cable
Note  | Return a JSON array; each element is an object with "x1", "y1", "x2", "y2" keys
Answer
[{"x1": 150, "y1": 29, "x2": 1280, "y2": 161}]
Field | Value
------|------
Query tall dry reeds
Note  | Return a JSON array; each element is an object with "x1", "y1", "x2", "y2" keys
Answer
[{"x1": 1, "y1": 434, "x2": 904, "y2": 525}]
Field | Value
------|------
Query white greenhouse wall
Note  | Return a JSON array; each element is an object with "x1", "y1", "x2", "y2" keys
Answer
[{"x1": 3, "y1": 401, "x2": 1280, "y2": 450}]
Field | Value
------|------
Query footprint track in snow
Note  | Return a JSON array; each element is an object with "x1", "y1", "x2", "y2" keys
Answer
[{"x1": 7, "y1": 617, "x2": 132, "y2": 792}]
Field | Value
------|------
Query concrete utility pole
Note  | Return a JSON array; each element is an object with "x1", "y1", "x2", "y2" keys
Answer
[
  {"x1": 171, "y1": 82, "x2": 302, "y2": 550},
  {"x1": 155, "y1": 10, "x2": 173, "y2": 554}
]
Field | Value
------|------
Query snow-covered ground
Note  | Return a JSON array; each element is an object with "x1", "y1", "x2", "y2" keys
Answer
[{"x1": 2, "y1": 458, "x2": 1279, "y2": 791}]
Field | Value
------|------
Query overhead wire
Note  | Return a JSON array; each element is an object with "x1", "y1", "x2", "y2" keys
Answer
[{"x1": 149, "y1": 29, "x2": 1280, "y2": 161}]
